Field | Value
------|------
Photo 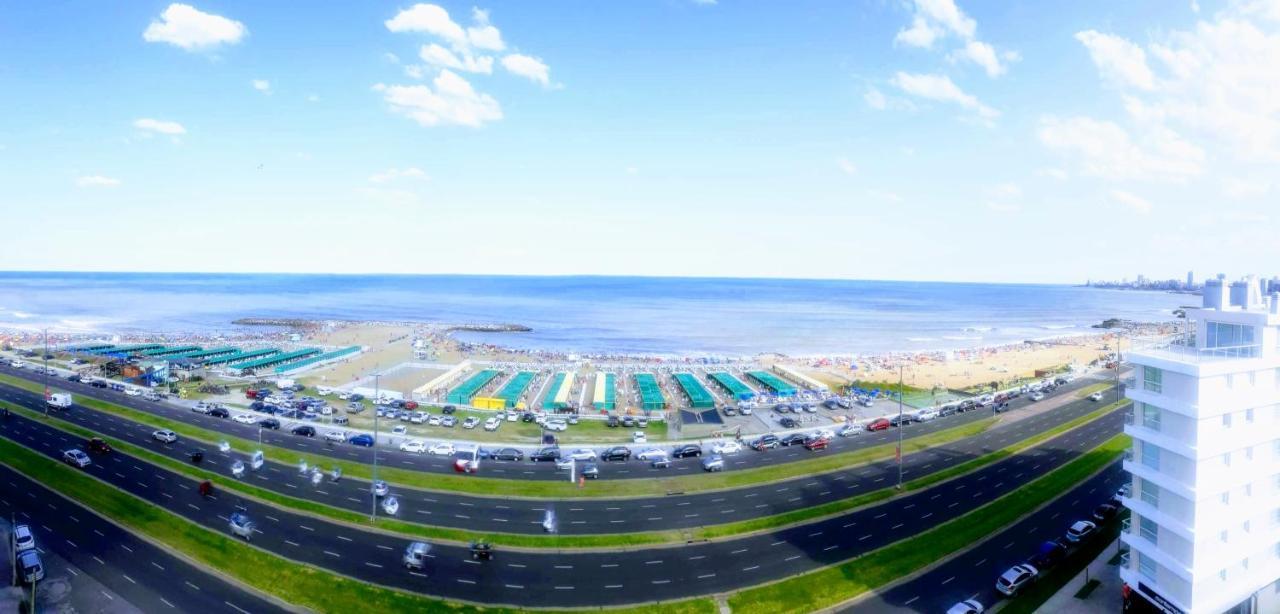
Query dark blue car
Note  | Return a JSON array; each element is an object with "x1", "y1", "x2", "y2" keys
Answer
[{"x1": 348, "y1": 434, "x2": 375, "y2": 447}]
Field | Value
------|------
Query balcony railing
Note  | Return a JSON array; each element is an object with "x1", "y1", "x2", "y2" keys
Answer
[
  {"x1": 1119, "y1": 550, "x2": 1130, "y2": 568},
  {"x1": 1124, "y1": 411, "x2": 1134, "y2": 425},
  {"x1": 1121, "y1": 517, "x2": 1131, "y2": 532},
  {"x1": 1129, "y1": 333, "x2": 1263, "y2": 363}
]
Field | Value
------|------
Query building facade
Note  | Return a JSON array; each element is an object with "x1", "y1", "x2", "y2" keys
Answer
[{"x1": 1121, "y1": 276, "x2": 1280, "y2": 613}]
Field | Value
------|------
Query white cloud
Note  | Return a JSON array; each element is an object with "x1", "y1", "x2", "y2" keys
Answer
[
  {"x1": 1110, "y1": 189, "x2": 1153, "y2": 214},
  {"x1": 143, "y1": 3, "x2": 246, "y2": 50},
  {"x1": 419, "y1": 43, "x2": 493, "y2": 74},
  {"x1": 307, "y1": 94, "x2": 320, "y2": 102},
  {"x1": 133, "y1": 118, "x2": 187, "y2": 135},
  {"x1": 75, "y1": 175, "x2": 121, "y2": 188},
  {"x1": 1222, "y1": 177, "x2": 1272, "y2": 198},
  {"x1": 895, "y1": 0, "x2": 976, "y2": 48},
  {"x1": 985, "y1": 182, "x2": 1021, "y2": 212},
  {"x1": 950, "y1": 40, "x2": 1017, "y2": 78},
  {"x1": 1075, "y1": 30, "x2": 1156, "y2": 90},
  {"x1": 374, "y1": 70, "x2": 503, "y2": 128},
  {"x1": 988, "y1": 182, "x2": 1022, "y2": 199},
  {"x1": 890, "y1": 72, "x2": 998, "y2": 119},
  {"x1": 384, "y1": 52, "x2": 401, "y2": 64},
  {"x1": 864, "y1": 87, "x2": 887, "y2": 110},
  {"x1": 385, "y1": 4, "x2": 468, "y2": 49},
  {"x1": 369, "y1": 167, "x2": 429, "y2": 183},
  {"x1": 625, "y1": 166, "x2": 640, "y2": 175},
  {"x1": 466, "y1": 8, "x2": 505, "y2": 51},
  {"x1": 836, "y1": 158, "x2": 858, "y2": 175},
  {"x1": 252, "y1": 79, "x2": 271, "y2": 93},
  {"x1": 501, "y1": 54, "x2": 551, "y2": 86},
  {"x1": 404, "y1": 65, "x2": 426, "y2": 79},
  {"x1": 1038, "y1": 115, "x2": 1204, "y2": 181},
  {"x1": 692, "y1": 0, "x2": 718, "y2": 5}
]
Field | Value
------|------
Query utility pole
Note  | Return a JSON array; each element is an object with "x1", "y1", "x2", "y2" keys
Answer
[
  {"x1": 896, "y1": 363, "x2": 904, "y2": 490},
  {"x1": 43, "y1": 328, "x2": 50, "y2": 417},
  {"x1": 370, "y1": 373, "x2": 380, "y2": 522}
]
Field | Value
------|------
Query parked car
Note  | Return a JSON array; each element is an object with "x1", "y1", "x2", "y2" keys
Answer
[
  {"x1": 632, "y1": 431, "x2": 647, "y2": 444},
  {"x1": 258, "y1": 418, "x2": 281, "y2": 430},
  {"x1": 400, "y1": 439, "x2": 426, "y2": 454},
  {"x1": 11, "y1": 524, "x2": 36, "y2": 553},
  {"x1": 152, "y1": 429, "x2": 178, "y2": 444},
  {"x1": 1065, "y1": 520, "x2": 1098, "y2": 543},
  {"x1": 291, "y1": 425, "x2": 316, "y2": 437},
  {"x1": 62, "y1": 450, "x2": 90, "y2": 468},
  {"x1": 233, "y1": 413, "x2": 258, "y2": 425},
  {"x1": 803, "y1": 436, "x2": 831, "y2": 451},
  {"x1": 751, "y1": 434, "x2": 780, "y2": 450},
  {"x1": 323, "y1": 430, "x2": 346, "y2": 443},
  {"x1": 1092, "y1": 502, "x2": 1121, "y2": 522},
  {"x1": 348, "y1": 434, "x2": 375, "y2": 447},
  {"x1": 995, "y1": 563, "x2": 1039, "y2": 596},
  {"x1": 601, "y1": 446, "x2": 632, "y2": 461},
  {"x1": 462, "y1": 417, "x2": 480, "y2": 429},
  {"x1": 544, "y1": 419, "x2": 568, "y2": 432},
  {"x1": 711, "y1": 440, "x2": 743, "y2": 454},
  {"x1": 1028, "y1": 540, "x2": 1068, "y2": 570},
  {"x1": 606, "y1": 415, "x2": 620, "y2": 427},
  {"x1": 916, "y1": 409, "x2": 939, "y2": 421},
  {"x1": 778, "y1": 417, "x2": 798, "y2": 429},
  {"x1": 491, "y1": 447, "x2": 523, "y2": 461},
  {"x1": 946, "y1": 599, "x2": 985, "y2": 614},
  {"x1": 1029, "y1": 392, "x2": 1045, "y2": 402},
  {"x1": 441, "y1": 415, "x2": 457, "y2": 428},
  {"x1": 636, "y1": 448, "x2": 668, "y2": 462},
  {"x1": 672, "y1": 444, "x2": 702, "y2": 459},
  {"x1": 87, "y1": 437, "x2": 112, "y2": 454},
  {"x1": 442, "y1": 405, "x2": 457, "y2": 414},
  {"x1": 483, "y1": 417, "x2": 501, "y2": 431},
  {"x1": 837, "y1": 424, "x2": 861, "y2": 437},
  {"x1": 207, "y1": 407, "x2": 229, "y2": 419},
  {"x1": 702, "y1": 454, "x2": 725, "y2": 472},
  {"x1": 779, "y1": 433, "x2": 808, "y2": 447},
  {"x1": 866, "y1": 418, "x2": 891, "y2": 432},
  {"x1": 428, "y1": 442, "x2": 455, "y2": 456},
  {"x1": 16, "y1": 550, "x2": 44, "y2": 584},
  {"x1": 530, "y1": 447, "x2": 561, "y2": 462},
  {"x1": 567, "y1": 448, "x2": 597, "y2": 461}
]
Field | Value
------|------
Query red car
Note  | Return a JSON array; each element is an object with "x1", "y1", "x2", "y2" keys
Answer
[
  {"x1": 404, "y1": 401, "x2": 419, "y2": 410},
  {"x1": 803, "y1": 436, "x2": 830, "y2": 451},
  {"x1": 866, "y1": 418, "x2": 891, "y2": 432},
  {"x1": 245, "y1": 389, "x2": 259, "y2": 399}
]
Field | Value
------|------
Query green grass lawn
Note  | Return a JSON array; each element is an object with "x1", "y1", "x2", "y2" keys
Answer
[
  {"x1": 1075, "y1": 382, "x2": 1112, "y2": 398},
  {"x1": 0, "y1": 434, "x2": 717, "y2": 614},
  {"x1": 344, "y1": 408, "x2": 669, "y2": 444},
  {"x1": 726, "y1": 433, "x2": 1131, "y2": 614}
]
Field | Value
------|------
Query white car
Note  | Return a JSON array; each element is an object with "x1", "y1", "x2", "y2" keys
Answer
[
  {"x1": 392, "y1": 425, "x2": 408, "y2": 435},
  {"x1": 11, "y1": 524, "x2": 35, "y2": 553},
  {"x1": 636, "y1": 448, "x2": 668, "y2": 462},
  {"x1": 632, "y1": 431, "x2": 647, "y2": 444},
  {"x1": 567, "y1": 448, "x2": 597, "y2": 461},
  {"x1": 711, "y1": 440, "x2": 743, "y2": 454},
  {"x1": 62, "y1": 449, "x2": 91, "y2": 468},
  {"x1": 946, "y1": 599, "x2": 985, "y2": 614},
  {"x1": 1088, "y1": 391, "x2": 1104, "y2": 402},
  {"x1": 995, "y1": 563, "x2": 1039, "y2": 596},
  {"x1": 428, "y1": 442, "x2": 455, "y2": 456},
  {"x1": 9, "y1": 360, "x2": 23, "y2": 368},
  {"x1": 125, "y1": 388, "x2": 142, "y2": 397},
  {"x1": 544, "y1": 419, "x2": 568, "y2": 432},
  {"x1": 192, "y1": 402, "x2": 210, "y2": 414},
  {"x1": 916, "y1": 409, "x2": 938, "y2": 421},
  {"x1": 462, "y1": 417, "x2": 480, "y2": 429},
  {"x1": 1065, "y1": 520, "x2": 1098, "y2": 543},
  {"x1": 232, "y1": 413, "x2": 258, "y2": 425},
  {"x1": 483, "y1": 417, "x2": 501, "y2": 431},
  {"x1": 323, "y1": 430, "x2": 346, "y2": 443},
  {"x1": 427, "y1": 415, "x2": 442, "y2": 426},
  {"x1": 152, "y1": 429, "x2": 178, "y2": 444},
  {"x1": 837, "y1": 424, "x2": 861, "y2": 437},
  {"x1": 1029, "y1": 392, "x2": 1045, "y2": 402},
  {"x1": 399, "y1": 439, "x2": 426, "y2": 454},
  {"x1": 505, "y1": 411, "x2": 518, "y2": 422}
]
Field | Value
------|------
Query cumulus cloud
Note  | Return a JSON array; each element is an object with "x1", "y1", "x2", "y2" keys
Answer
[
  {"x1": 143, "y1": 3, "x2": 246, "y2": 50},
  {"x1": 836, "y1": 158, "x2": 858, "y2": 175},
  {"x1": 420, "y1": 43, "x2": 493, "y2": 74},
  {"x1": 133, "y1": 118, "x2": 187, "y2": 135},
  {"x1": 252, "y1": 79, "x2": 271, "y2": 93},
  {"x1": 1038, "y1": 115, "x2": 1204, "y2": 181},
  {"x1": 374, "y1": 69, "x2": 502, "y2": 127},
  {"x1": 75, "y1": 175, "x2": 121, "y2": 188},
  {"x1": 895, "y1": 0, "x2": 975, "y2": 48},
  {"x1": 890, "y1": 72, "x2": 998, "y2": 119},
  {"x1": 466, "y1": 8, "x2": 505, "y2": 51},
  {"x1": 1075, "y1": 30, "x2": 1156, "y2": 90},
  {"x1": 500, "y1": 54, "x2": 551, "y2": 86},
  {"x1": 864, "y1": 87, "x2": 888, "y2": 110},
  {"x1": 1110, "y1": 189, "x2": 1153, "y2": 214},
  {"x1": 385, "y1": 4, "x2": 505, "y2": 53},
  {"x1": 369, "y1": 167, "x2": 429, "y2": 183},
  {"x1": 949, "y1": 41, "x2": 1019, "y2": 78}
]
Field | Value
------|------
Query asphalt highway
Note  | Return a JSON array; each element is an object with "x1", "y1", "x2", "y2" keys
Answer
[
  {"x1": 0, "y1": 372, "x2": 1123, "y2": 535},
  {"x1": 0, "y1": 394, "x2": 1126, "y2": 607},
  {"x1": 0, "y1": 463, "x2": 288, "y2": 614},
  {"x1": 842, "y1": 461, "x2": 1127, "y2": 613},
  {"x1": 0, "y1": 362, "x2": 1114, "y2": 482}
]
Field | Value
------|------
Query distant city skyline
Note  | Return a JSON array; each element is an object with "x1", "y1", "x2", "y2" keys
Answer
[{"x1": 2, "y1": 1, "x2": 1278, "y2": 282}]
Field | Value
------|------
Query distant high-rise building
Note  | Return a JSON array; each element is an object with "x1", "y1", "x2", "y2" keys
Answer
[
  {"x1": 1120, "y1": 275, "x2": 1280, "y2": 613},
  {"x1": 1187, "y1": 270, "x2": 1195, "y2": 288}
]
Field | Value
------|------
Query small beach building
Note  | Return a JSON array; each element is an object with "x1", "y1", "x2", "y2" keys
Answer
[
  {"x1": 494, "y1": 371, "x2": 536, "y2": 409},
  {"x1": 447, "y1": 369, "x2": 502, "y2": 405},
  {"x1": 673, "y1": 372, "x2": 716, "y2": 408},
  {"x1": 182, "y1": 347, "x2": 239, "y2": 361},
  {"x1": 414, "y1": 360, "x2": 472, "y2": 400},
  {"x1": 592, "y1": 372, "x2": 617, "y2": 411},
  {"x1": 141, "y1": 345, "x2": 202, "y2": 357},
  {"x1": 745, "y1": 370, "x2": 798, "y2": 397},
  {"x1": 708, "y1": 371, "x2": 757, "y2": 400},
  {"x1": 227, "y1": 348, "x2": 322, "y2": 374},
  {"x1": 772, "y1": 364, "x2": 830, "y2": 392},
  {"x1": 202, "y1": 348, "x2": 280, "y2": 366},
  {"x1": 541, "y1": 372, "x2": 574, "y2": 410},
  {"x1": 273, "y1": 346, "x2": 361, "y2": 375},
  {"x1": 633, "y1": 373, "x2": 667, "y2": 410}
]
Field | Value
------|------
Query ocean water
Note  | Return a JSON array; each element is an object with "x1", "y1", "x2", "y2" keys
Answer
[{"x1": 0, "y1": 272, "x2": 1189, "y2": 356}]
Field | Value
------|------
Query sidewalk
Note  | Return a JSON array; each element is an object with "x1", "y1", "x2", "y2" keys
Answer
[{"x1": 1031, "y1": 537, "x2": 1126, "y2": 614}]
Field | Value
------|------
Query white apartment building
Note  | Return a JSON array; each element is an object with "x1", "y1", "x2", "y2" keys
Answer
[{"x1": 1121, "y1": 276, "x2": 1280, "y2": 614}]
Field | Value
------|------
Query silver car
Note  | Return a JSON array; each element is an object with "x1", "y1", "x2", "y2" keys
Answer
[
  {"x1": 228, "y1": 512, "x2": 256, "y2": 541},
  {"x1": 701, "y1": 454, "x2": 725, "y2": 472},
  {"x1": 403, "y1": 541, "x2": 431, "y2": 570}
]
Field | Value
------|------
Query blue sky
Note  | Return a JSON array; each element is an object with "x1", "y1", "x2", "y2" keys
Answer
[{"x1": 1, "y1": 1, "x2": 1276, "y2": 283}]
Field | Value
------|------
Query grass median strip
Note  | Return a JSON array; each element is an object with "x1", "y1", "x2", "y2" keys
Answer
[
  {"x1": 1075, "y1": 382, "x2": 1112, "y2": 398},
  {"x1": 0, "y1": 397, "x2": 1125, "y2": 550},
  {"x1": 0, "y1": 373, "x2": 1004, "y2": 498},
  {"x1": 726, "y1": 432, "x2": 1132, "y2": 614},
  {"x1": 0, "y1": 435, "x2": 717, "y2": 614}
]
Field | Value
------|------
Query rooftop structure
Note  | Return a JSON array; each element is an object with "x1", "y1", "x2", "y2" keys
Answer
[
  {"x1": 634, "y1": 373, "x2": 667, "y2": 410},
  {"x1": 673, "y1": 372, "x2": 715, "y2": 409},
  {"x1": 1120, "y1": 274, "x2": 1280, "y2": 613},
  {"x1": 494, "y1": 371, "x2": 537, "y2": 409},
  {"x1": 446, "y1": 369, "x2": 501, "y2": 405},
  {"x1": 745, "y1": 370, "x2": 798, "y2": 397},
  {"x1": 542, "y1": 372, "x2": 574, "y2": 410},
  {"x1": 708, "y1": 371, "x2": 756, "y2": 400},
  {"x1": 592, "y1": 372, "x2": 616, "y2": 411}
]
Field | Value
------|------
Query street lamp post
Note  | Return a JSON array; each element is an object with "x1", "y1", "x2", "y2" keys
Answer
[
  {"x1": 370, "y1": 373, "x2": 380, "y2": 522},
  {"x1": 896, "y1": 364, "x2": 904, "y2": 490},
  {"x1": 43, "y1": 328, "x2": 50, "y2": 417}
]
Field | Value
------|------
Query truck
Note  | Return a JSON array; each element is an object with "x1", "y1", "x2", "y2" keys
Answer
[{"x1": 47, "y1": 393, "x2": 73, "y2": 409}]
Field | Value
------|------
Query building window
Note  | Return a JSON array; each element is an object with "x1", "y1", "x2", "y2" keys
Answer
[
  {"x1": 1140, "y1": 516, "x2": 1159, "y2": 543},
  {"x1": 1221, "y1": 568, "x2": 1228, "y2": 581},
  {"x1": 1142, "y1": 441, "x2": 1161, "y2": 470},
  {"x1": 1144, "y1": 366, "x2": 1163, "y2": 393},
  {"x1": 1222, "y1": 529, "x2": 1230, "y2": 542},
  {"x1": 1245, "y1": 520, "x2": 1252, "y2": 533},
  {"x1": 1246, "y1": 483, "x2": 1253, "y2": 497},
  {"x1": 1247, "y1": 446, "x2": 1255, "y2": 461},
  {"x1": 1139, "y1": 553, "x2": 1158, "y2": 581},
  {"x1": 1223, "y1": 492, "x2": 1231, "y2": 505},
  {"x1": 1142, "y1": 403, "x2": 1162, "y2": 431},
  {"x1": 1248, "y1": 408, "x2": 1256, "y2": 423},
  {"x1": 1206, "y1": 321, "x2": 1256, "y2": 349},
  {"x1": 1141, "y1": 479, "x2": 1160, "y2": 507},
  {"x1": 1224, "y1": 452, "x2": 1232, "y2": 467},
  {"x1": 1243, "y1": 557, "x2": 1250, "y2": 570},
  {"x1": 1224, "y1": 412, "x2": 1233, "y2": 428}
]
